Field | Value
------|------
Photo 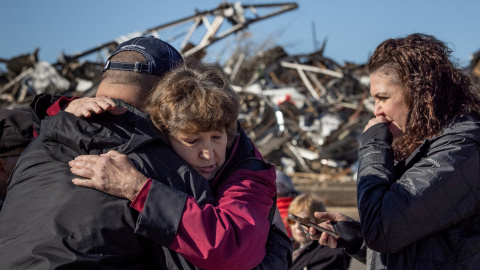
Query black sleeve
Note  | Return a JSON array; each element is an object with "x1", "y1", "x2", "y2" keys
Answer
[
  {"x1": 344, "y1": 243, "x2": 367, "y2": 265},
  {"x1": 29, "y1": 94, "x2": 66, "y2": 135},
  {"x1": 333, "y1": 220, "x2": 363, "y2": 251},
  {"x1": 252, "y1": 225, "x2": 293, "y2": 270}
]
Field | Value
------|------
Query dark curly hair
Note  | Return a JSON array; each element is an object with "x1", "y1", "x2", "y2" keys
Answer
[
  {"x1": 368, "y1": 33, "x2": 480, "y2": 160},
  {"x1": 146, "y1": 57, "x2": 240, "y2": 146}
]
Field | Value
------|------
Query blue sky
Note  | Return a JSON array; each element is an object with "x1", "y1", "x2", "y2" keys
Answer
[{"x1": 1, "y1": 0, "x2": 479, "y2": 69}]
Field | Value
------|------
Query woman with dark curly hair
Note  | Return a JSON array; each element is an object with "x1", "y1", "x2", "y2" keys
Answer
[
  {"x1": 312, "y1": 33, "x2": 480, "y2": 269},
  {"x1": 367, "y1": 33, "x2": 480, "y2": 160}
]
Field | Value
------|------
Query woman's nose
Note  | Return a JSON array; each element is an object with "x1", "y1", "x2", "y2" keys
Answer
[
  {"x1": 201, "y1": 144, "x2": 214, "y2": 160},
  {"x1": 374, "y1": 103, "x2": 383, "y2": 116}
]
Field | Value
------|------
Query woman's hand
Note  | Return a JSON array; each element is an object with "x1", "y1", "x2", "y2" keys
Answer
[
  {"x1": 309, "y1": 212, "x2": 353, "y2": 248},
  {"x1": 65, "y1": 96, "x2": 127, "y2": 117},
  {"x1": 363, "y1": 115, "x2": 387, "y2": 133},
  {"x1": 69, "y1": 150, "x2": 148, "y2": 201}
]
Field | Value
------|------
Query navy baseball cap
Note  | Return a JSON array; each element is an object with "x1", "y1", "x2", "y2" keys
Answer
[{"x1": 103, "y1": 36, "x2": 183, "y2": 77}]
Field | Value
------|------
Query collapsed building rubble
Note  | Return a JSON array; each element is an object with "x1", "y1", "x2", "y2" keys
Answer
[
  {"x1": 1, "y1": 1, "x2": 479, "y2": 182},
  {"x1": 233, "y1": 49, "x2": 371, "y2": 176}
]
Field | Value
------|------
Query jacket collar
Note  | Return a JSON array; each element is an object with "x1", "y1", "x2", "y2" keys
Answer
[
  {"x1": 210, "y1": 122, "x2": 254, "y2": 185},
  {"x1": 404, "y1": 113, "x2": 480, "y2": 167},
  {"x1": 43, "y1": 98, "x2": 161, "y2": 157}
]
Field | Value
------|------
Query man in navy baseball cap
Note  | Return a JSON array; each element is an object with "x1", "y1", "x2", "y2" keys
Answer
[
  {"x1": 0, "y1": 36, "x2": 188, "y2": 269},
  {"x1": 93, "y1": 35, "x2": 183, "y2": 109},
  {"x1": 47, "y1": 35, "x2": 184, "y2": 114}
]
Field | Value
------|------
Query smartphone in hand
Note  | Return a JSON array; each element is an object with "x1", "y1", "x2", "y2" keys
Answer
[{"x1": 288, "y1": 213, "x2": 340, "y2": 239}]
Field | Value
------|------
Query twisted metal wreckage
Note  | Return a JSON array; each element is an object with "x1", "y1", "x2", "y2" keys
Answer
[{"x1": 1, "y1": 1, "x2": 479, "y2": 181}]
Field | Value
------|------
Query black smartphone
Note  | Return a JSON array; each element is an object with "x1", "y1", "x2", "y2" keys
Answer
[{"x1": 288, "y1": 213, "x2": 340, "y2": 239}]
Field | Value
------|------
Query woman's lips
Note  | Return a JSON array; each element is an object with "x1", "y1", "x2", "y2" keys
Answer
[{"x1": 198, "y1": 164, "x2": 216, "y2": 174}]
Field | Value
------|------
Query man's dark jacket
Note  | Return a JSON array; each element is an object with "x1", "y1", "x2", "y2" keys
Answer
[{"x1": 0, "y1": 98, "x2": 213, "y2": 269}]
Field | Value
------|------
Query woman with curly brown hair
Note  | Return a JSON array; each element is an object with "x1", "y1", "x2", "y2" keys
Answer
[
  {"x1": 313, "y1": 33, "x2": 480, "y2": 269},
  {"x1": 366, "y1": 33, "x2": 480, "y2": 160}
]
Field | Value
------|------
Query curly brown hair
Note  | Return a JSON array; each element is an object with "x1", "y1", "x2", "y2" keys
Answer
[
  {"x1": 146, "y1": 57, "x2": 240, "y2": 146},
  {"x1": 368, "y1": 33, "x2": 480, "y2": 160}
]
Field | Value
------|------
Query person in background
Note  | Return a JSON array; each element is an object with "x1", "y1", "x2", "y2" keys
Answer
[
  {"x1": 0, "y1": 108, "x2": 33, "y2": 210},
  {"x1": 312, "y1": 33, "x2": 480, "y2": 269},
  {"x1": 276, "y1": 169, "x2": 301, "y2": 238},
  {"x1": 288, "y1": 193, "x2": 349, "y2": 270}
]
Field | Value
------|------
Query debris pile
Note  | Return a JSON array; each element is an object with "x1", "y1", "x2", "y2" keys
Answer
[{"x1": 233, "y1": 49, "x2": 371, "y2": 176}]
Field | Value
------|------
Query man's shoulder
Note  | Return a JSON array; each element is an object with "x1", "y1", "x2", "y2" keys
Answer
[{"x1": 41, "y1": 109, "x2": 157, "y2": 149}]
